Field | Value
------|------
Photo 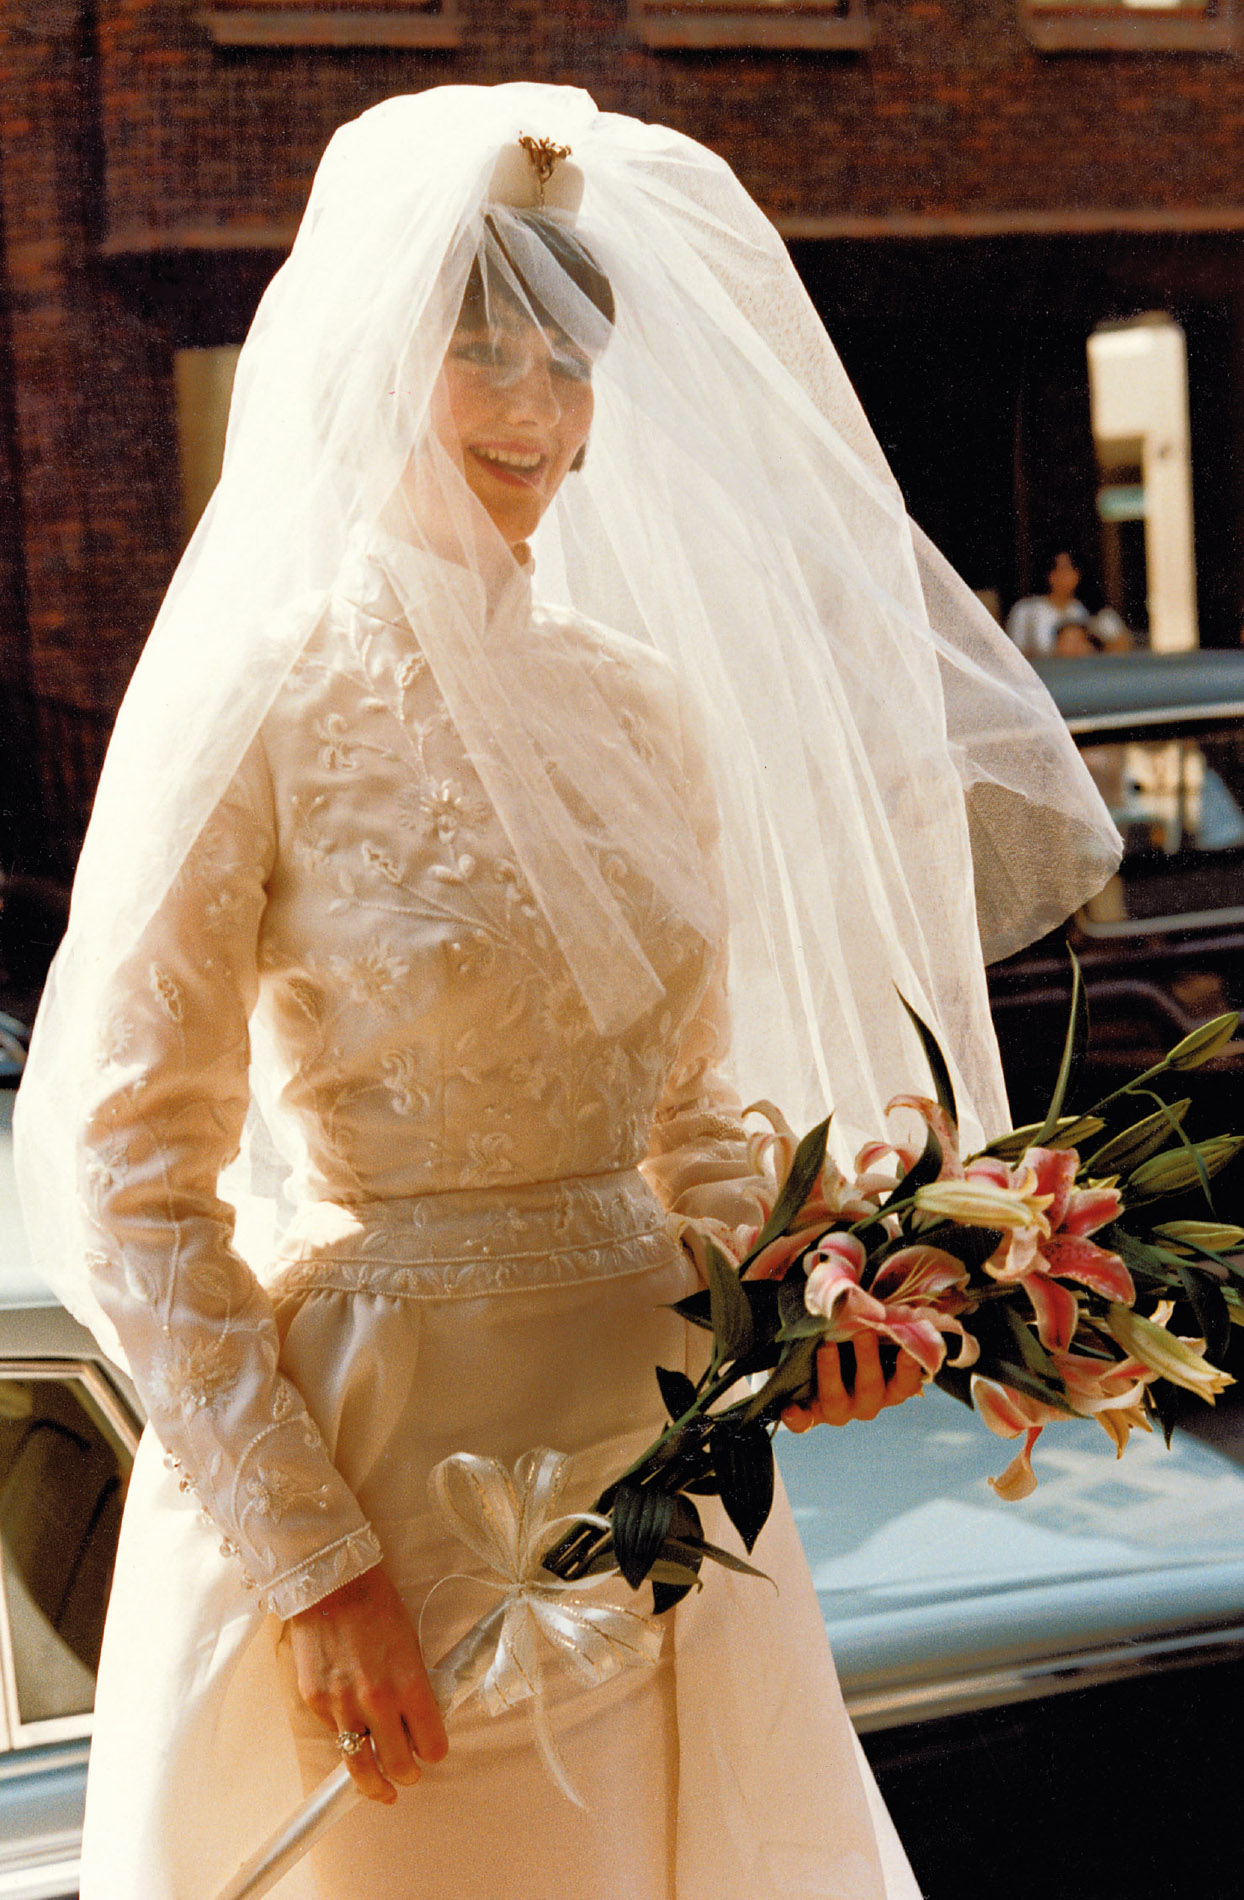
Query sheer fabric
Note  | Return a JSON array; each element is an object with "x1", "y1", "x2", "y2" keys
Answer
[{"x1": 15, "y1": 84, "x2": 1119, "y2": 1367}]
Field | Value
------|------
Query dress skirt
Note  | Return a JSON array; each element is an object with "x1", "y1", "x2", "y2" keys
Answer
[{"x1": 79, "y1": 1170, "x2": 921, "y2": 1900}]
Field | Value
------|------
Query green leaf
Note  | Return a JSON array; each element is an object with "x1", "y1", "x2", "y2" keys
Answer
[
  {"x1": 664, "y1": 1534, "x2": 773, "y2": 1582},
  {"x1": 1175, "y1": 1265, "x2": 1232, "y2": 1364},
  {"x1": 985, "y1": 1115, "x2": 1104, "y2": 1162},
  {"x1": 1148, "y1": 1378, "x2": 1179, "y2": 1448},
  {"x1": 650, "y1": 1506, "x2": 704, "y2": 1616},
  {"x1": 705, "y1": 1240, "x2": 755, "y2": 1361},
  {"x1": 712, "y1": 1419, "x2": 776, "y2": 1553},
  {"x1": 649, "y1": 1558, "x2": 704, "y2": 1616},
  {"x1": 1004, "y1": 1305, "x2": 1059, "y2": 1382},
  {"x1": 898, "y1": 993, "x2": 957, "y2": 1127},
  {"x1": 925, "y1": 1223, "x2": 1003, "y2": 1274},
  {"x1": 655, "y1": 1366, "x2": 699, "y2": 1423},
  {"x1": 991, "y1": 1359, "x2": 1078, "y2": 1417},
  {"x1": 1033, "y1": 946, "x2": 1088, "y2": 1147},
  {"x1": 611, "y1": 1483, "x2": 676, "y2": 1591},
  {"x1": 1088, "y1": 1100, "x2": 1192, "y2": 1174},
  {"x1": 933, "y1": 1361, "x2": 975, "y2": 1408},
  {"x1": 750, "y1": 1118, "x2": 831, "y2": 1258},
  {"x1": 669, "y1": 1287, "x2": 714, "y2": 1332},
  {"x1": 777, "y1": 1269, "x2": 812, "y2": 1331},
  {"x1": 899, "y1": 1123, "x2": 944, "y2": 1196},
  {"x1": 742, "y1": 1334, "x2": 820, "y2": 1422},
  {"x1": 1166, "y1": 1012, "x2": 1241, "y2": 1072}
]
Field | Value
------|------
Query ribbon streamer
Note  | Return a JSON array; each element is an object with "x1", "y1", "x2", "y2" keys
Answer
[
  {"x1": 425, "y1": 1447, "x2": 663, "y2": 1805},
  {"x1": 213, "y1": 1446, "x2": 660, "y2": 1900}
]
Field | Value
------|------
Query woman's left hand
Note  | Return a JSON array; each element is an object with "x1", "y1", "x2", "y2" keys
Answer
[{"x1": 780, "y1": 1332, "x2": 924, "y2": 1433}]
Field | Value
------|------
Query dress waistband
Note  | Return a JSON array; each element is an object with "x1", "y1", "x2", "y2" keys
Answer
[{"x1": 263, "y1": 1168, "x2": 673, "y2": 1300}]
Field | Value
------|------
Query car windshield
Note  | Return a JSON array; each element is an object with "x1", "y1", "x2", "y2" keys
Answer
[{"x1": 1079, "y1": 723, "x2": 1244, "y2": 927}]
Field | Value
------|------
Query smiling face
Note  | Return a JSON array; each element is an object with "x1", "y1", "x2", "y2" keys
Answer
[{"x1": 435, "y1": 308, "x2": 595, "y2": 549}]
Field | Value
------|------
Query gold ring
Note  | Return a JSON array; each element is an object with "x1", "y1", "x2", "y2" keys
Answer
[{"x1": 334, "y1": 1728, "x2": 369, "y2": 1756}]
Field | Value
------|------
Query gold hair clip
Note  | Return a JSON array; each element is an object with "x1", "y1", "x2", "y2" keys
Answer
[{"x1": 518, "y1": 134, "x2": 572, "y2": 206}]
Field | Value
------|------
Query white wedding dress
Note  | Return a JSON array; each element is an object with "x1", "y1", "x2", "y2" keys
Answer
[{"x1": 76, "y1": 530, "x2": 921, "y2": 1899}]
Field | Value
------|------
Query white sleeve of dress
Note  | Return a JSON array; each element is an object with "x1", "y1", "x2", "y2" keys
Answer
[
  {"x1": 641, "y1": 682, "x2": 770, "y2": 1235},
  {"x1": 79, "y1": 740, "x2": 383, "y2": 1619}
]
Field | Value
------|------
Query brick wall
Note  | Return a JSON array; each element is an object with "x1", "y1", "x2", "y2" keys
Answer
[
  {"x1": 4, "y1": 0, "x2": 1244, "y2": 874},
  {"x1": 93, "y1": 1, "x2": 1244, "y2": 240}
]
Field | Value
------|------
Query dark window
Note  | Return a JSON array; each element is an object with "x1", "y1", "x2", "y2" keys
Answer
[
  {"x1": 0, "y1": 1365, "x2": 136, "y2": 1744},
  {"x1": 1078, "y1": 723, "x2": 1244, "y2": 935},
  {"x1": 199, "y1": 1, "x2": 461, "y2": 48},
  {"x1": 629, "y1": 0, "x2": 871, "y2": 50},
  {"x1": 1022, "y1": 1, "x2": 1235, "y2": 52}
]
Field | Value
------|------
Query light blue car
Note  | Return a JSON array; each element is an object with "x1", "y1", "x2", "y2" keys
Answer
[{"x1": 3, "y1": 1022, "x2": 1244, "y2": 1897}]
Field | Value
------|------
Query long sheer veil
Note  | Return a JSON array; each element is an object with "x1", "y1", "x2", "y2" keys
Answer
[{"x1": 14, "y1": 83, "x2": 1120, "y2": 1368}]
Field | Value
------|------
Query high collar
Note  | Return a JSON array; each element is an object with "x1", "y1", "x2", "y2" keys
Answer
[{"x1": 335, "y1": 523, "x2": 534, "y2": 636}]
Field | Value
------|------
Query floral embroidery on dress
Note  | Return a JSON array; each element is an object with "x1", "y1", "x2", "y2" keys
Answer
[
  {"x1": 381, "y1": 1046, "x2": 433, "y2": 1118},
  {"x1": 149, "y1": 1337, "x2": 242, "y2": 1422},
  {"x1": 315, "y1": 713, "x2": 362, "y2": 773},
  {"x1": 328, "y1": 943, "x2": 411, "y2": 1008},
  {"x1": 149, "y1": 964, "x2": 185, "y2": 1024},
  {"x1": 243, "y1": 1466, "x2": 331, "y2": 1523}
]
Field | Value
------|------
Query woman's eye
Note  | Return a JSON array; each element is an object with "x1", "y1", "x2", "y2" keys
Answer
[
  {"x1": 551, "y1": 352, "x2": 592, "y2": 384},
  {"x1": 455, "y1": 340, "x2": 509, "y2": 371}
]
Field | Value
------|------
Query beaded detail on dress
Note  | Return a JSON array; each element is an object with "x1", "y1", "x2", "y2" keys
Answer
[{"x1": 266, "y1": 1169, "x2": 671, "y2": 1301}]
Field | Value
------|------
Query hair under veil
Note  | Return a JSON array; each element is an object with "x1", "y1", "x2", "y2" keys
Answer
[{"x1": 15, "y1": 83, "x2": 1119, "y2": 1371}]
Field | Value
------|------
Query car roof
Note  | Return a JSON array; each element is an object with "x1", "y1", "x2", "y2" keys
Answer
[{"x1": 1032, "y1": 649, "x2": 1244, "y2": 735}]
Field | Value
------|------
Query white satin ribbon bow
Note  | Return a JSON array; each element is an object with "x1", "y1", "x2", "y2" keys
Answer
[
  {"x1": 214, "y1": 1447, "x2": 660, "y2": 1900},
  {"x1": 425, "y1": 1447, "x2": 663, "y2": 1806}
]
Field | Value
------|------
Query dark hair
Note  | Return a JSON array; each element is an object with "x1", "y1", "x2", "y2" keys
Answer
[{"x1": 458, "y1": 211, "x2": 615, "y2": 336}]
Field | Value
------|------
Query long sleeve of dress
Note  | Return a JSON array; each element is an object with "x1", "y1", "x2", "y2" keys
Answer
[{"x1": 79, "y1": 741, "x2": 383, "y2": 1619}]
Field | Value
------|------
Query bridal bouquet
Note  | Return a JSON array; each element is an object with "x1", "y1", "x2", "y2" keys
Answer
[{"x1": 543, "y1": 972, "x2": 1243, "y2": 1605}]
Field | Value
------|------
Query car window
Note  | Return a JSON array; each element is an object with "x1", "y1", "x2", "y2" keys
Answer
[
  {"x1": 0, "y1": 1366, "x2": 133, "y2": 1741},
  {"x1": 1079, "y1": 723, "x2": 1244, "y2": 930}
]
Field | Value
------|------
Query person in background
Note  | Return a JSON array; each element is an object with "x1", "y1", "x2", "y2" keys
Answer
[{"x1": 1007, "y1": 549, "x2": 1091, "y2": 659}]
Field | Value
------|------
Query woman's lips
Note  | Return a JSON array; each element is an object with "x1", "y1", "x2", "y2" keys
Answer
[{"x1": 469, "y1": 444, "x2": 547, "y2": 489}]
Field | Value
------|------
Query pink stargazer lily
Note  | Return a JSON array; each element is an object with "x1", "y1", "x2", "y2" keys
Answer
[
  {"x1": 739, "y1": 1102, "x2": 888, "y2": 1281},
  {"x1": 973, "y1": 1346, "x2": 1157, "y2": 1497},
  {"x1": 917, "y1": 1146, "x2": 1133, "y2": 1355},
  {"x1": 855, "y1": 1094, "x2": 966, "y2": 1186},
  {"x1": 802, "y1": 1235, "x2": 979, "y2": 1377}
]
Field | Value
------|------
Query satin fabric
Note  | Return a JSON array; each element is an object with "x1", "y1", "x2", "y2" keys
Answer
[{"x1": 84, "y1": 1179, "x2": 919, "y2": 1899}]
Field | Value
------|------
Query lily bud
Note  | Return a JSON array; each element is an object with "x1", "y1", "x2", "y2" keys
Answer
[
  {"x1": 1128, "y1": 1136, "x2": 1244, "y2": 1197},
  {"x1": 1089, "y1": 1101, "x2": 1191, "y2": 1174},
  {"x1": 1153, "y1": 1220, "x2": 1244, "y2": 1254},
  {"x1": 914, "y1": 1176, "x2": 1049, "y2": 1232},
  {"x1": 1106, "y1": 1302, "x2": 1234, "y2": 1402},
  {"x1": 1166, "y1": 1012, "x2": 1240, "y2": 1071}
]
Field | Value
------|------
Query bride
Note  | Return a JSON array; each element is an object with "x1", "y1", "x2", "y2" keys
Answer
[{"x1": 14, "y1": 83, "x2": 1118, "y2": 1900}]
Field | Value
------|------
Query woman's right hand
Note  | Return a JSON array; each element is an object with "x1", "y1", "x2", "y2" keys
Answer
[{"x1": 287, "y1": 1565, "x2": 449, "y2": 1803}]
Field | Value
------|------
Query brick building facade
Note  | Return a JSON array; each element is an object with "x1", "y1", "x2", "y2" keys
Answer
[{"x1": 3, "y1": 0, "x2": 1244, "y2": 879}]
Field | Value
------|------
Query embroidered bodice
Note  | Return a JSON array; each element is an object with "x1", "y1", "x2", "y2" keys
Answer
[{"x1": 80, "y1": 536, "x2": 762, "y2": 1616}]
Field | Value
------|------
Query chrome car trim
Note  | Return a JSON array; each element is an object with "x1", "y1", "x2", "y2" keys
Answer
[
  {"x1": 1077, "y1": 903, "x2": 1244, "y2": 939},
  {"x1": 0, "y1": 1356, "x2": 141, "y2": 1461},
  {"x1": 0, "y1": 1739, "x2": 89, "y2": 1785},
  {"x1": 846, "y1": 1620, "x2": 1244, "y2": 1731},
  {"x1": 1064, "y1": 701, "x2": 1244, "y2": 735},
  {"x1": 0, "y1": 1853, "x2": 81, "y2": 1900}
]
